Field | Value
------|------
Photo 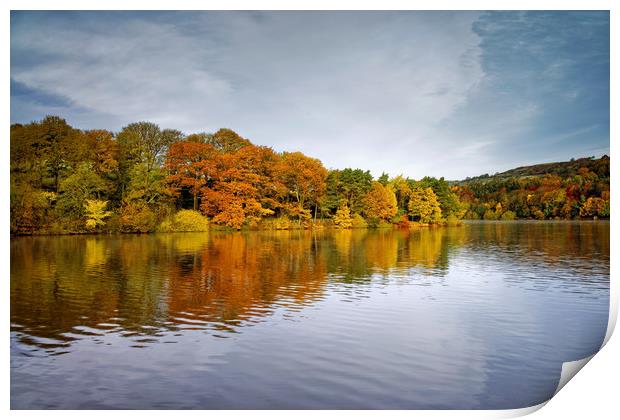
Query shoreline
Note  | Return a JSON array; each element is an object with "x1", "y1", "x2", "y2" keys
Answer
[{"x1": 9, "y1": 218, "x2": 609, "y2": 237}]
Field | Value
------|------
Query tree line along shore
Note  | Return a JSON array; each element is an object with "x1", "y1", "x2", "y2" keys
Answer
[{"x1": 10, "y1": 116, "x2": 610, "y2": 235}]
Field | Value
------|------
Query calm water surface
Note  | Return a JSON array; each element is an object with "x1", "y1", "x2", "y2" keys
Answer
[{"x1": 11, "y1": 221, "x2": 609, "y2": 409}]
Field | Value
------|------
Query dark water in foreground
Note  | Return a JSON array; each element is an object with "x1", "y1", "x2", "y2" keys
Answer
[{"x1": 11, "y1": 221, "x2": 609, "y2": 409}]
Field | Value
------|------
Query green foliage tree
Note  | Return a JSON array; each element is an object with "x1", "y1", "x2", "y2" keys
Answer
[
  {"x1": 56, "y1": 164, "x2": 112, "y2": 220},
  {"x1": 388, "y1": 175, "x2": 412, "y2": 212},
  {"x1": 116, "y1": 122, "x2": 181, "y2": 203},
  {"x1": 340, "y1": 168, "x2": 373, "y2": 214},
  {"x1": 320, "y1": 170, "x2": 344, "y2": 216},
  {"x1": 378, "y1": 172, "x2": 389, "y2": 186},
  {"x1": 322, "y1": 168, "x2": 373, "y2": 216},
  {"x1": 415, "y1": 177, "x2": 464, "y2": 219},
  {"x1": 124, "y1": 163, "x2": 170, "y2": 205},
  {"x1": 38, "y1": 116, "x2": 80, "y2": 192}
]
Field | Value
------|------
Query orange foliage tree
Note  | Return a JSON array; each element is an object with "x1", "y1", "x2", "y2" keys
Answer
[
  {"x1": 276, "y1": 152, "x2": 328, "y2": 220},
  {"x1": 165, "y1": 140, "x2": 218, "y2": 210},
  {"x1": 200, "y1": 145, "x2": 276, "y2": 229}
]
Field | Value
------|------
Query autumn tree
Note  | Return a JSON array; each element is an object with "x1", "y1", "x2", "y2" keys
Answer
[
  {"x1": 38, "y1": 116, "x2": 80, "y2": 192},
  {"x1": 10, "y1": 116, "x2": 83, "y2": 196},
  {"x1": 119, "y1": 202, "x2": 156, "y2": 233},
  {"x1": 601, "y1": 191, "x2": 611, "y2": 217},
  {"x1": 159, "y1": 209, "x2": 210, "y2": 232},
  {"x1": 363, "y1": 181, "x2": 397, "y2": 224},
  {"x1": 208, "y1": 128, "x2": 252, "y2": 152},
  {"x1": 166, "y1": 141, "x2": 218, "y2": 210},
  {"x1": 580, "y1": 196, "x2": 608, "y2": 218},
  {"x1": 81, "y1": 130, "x2": 120, "y2": 180},
  {"x1": 11, "y1": 122, "x2": 48, "y2": 232},
  {"x1": 333, "y1": 204, "x2": 353, "y2": 229},
  {"x1": 415, "y1": 177, "x2": 465, "y2": 219},
  {"x1": 407, "y1": 187, "x2": 442, "y2": 224},
  {"x1": 277, "y1": 152, "x2": 328, "y2": 220},
  {"x1": 201, "y1": 145, "x2": 276, "y2": 229},
  {"x1": 541, "y1": 189, "x2": 567, "y2": 218},
  {"x1": 388, "y1": 175, "x2": 412, "y2": 212},
  {"x1": 84, "y1": 199, "x2": 113, "y2": 230},
  {"x1": 11, "y1": 123, "x2": 41, "y2": 186}
]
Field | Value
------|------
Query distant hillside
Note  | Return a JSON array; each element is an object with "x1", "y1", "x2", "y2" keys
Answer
[
  {"x1": 457, "y1": 155, "x2": 610, "y2": 184},
  {"x1": 451, "y1": 155, "x2": 609, "y2": 220}
]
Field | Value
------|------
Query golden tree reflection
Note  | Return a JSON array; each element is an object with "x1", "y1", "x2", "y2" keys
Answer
[{"x1": 360, "y1": 229, "x2": 398, "y2": 270}]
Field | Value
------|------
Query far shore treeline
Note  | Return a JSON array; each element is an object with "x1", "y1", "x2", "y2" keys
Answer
[{"x1": 10, "y1": 116, "x2": 610, "y2": 235}]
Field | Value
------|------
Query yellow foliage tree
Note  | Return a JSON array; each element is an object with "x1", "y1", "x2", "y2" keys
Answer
[
  {"x1": 333, "y1": 204, "x2": 353, "y2": 229},
  {"x1": 363, "y1": 181, "x2": 397, "y2": 223},
  {"x1": 84, "y1": 199, "x2": 112, "y2": 230},
  {"x1": 159, "y1": 210, "x2": 210, "y2": 232},
  {"x1": 388, "y1": 175, "x2": 411, "y2": 210},
  {"x1": 407, "y1": 187, "x2": 442, "y2": 224},
  {"x1": 580, "y1": 197, "x2": 608, "y2": 218}
]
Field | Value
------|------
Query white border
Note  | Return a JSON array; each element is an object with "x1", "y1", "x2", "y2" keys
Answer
[{"x1": 3, "y1": 1, "x2": 617, "y2": 419}]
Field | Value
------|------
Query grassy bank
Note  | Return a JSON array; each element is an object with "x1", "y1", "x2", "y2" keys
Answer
[{"x1": 13, "y1": 213, "x2": 469, "y2": 236}]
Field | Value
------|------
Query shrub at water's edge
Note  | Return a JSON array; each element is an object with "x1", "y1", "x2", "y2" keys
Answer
[{"x1": 158, "y1": 210, "x2": 210, "y2": 232}]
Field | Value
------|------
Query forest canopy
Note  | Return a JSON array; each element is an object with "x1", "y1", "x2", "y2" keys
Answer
[{"x1": 10, "y1": 116, "x2": 610, "y2": 234}]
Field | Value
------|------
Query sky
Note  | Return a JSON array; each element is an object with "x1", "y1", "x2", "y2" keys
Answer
[{"x1": 10, "y1": 11, "x2": 610, "y2": 180}]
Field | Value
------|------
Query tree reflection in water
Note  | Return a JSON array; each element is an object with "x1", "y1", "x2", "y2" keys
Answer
[{"x1": 10, "y1": 221, "x2": 609, "y2": 353}]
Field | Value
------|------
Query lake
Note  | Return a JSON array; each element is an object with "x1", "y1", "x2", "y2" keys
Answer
[{"x1": 10, "y1": 221, "x2": 610, "y2": 409}]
